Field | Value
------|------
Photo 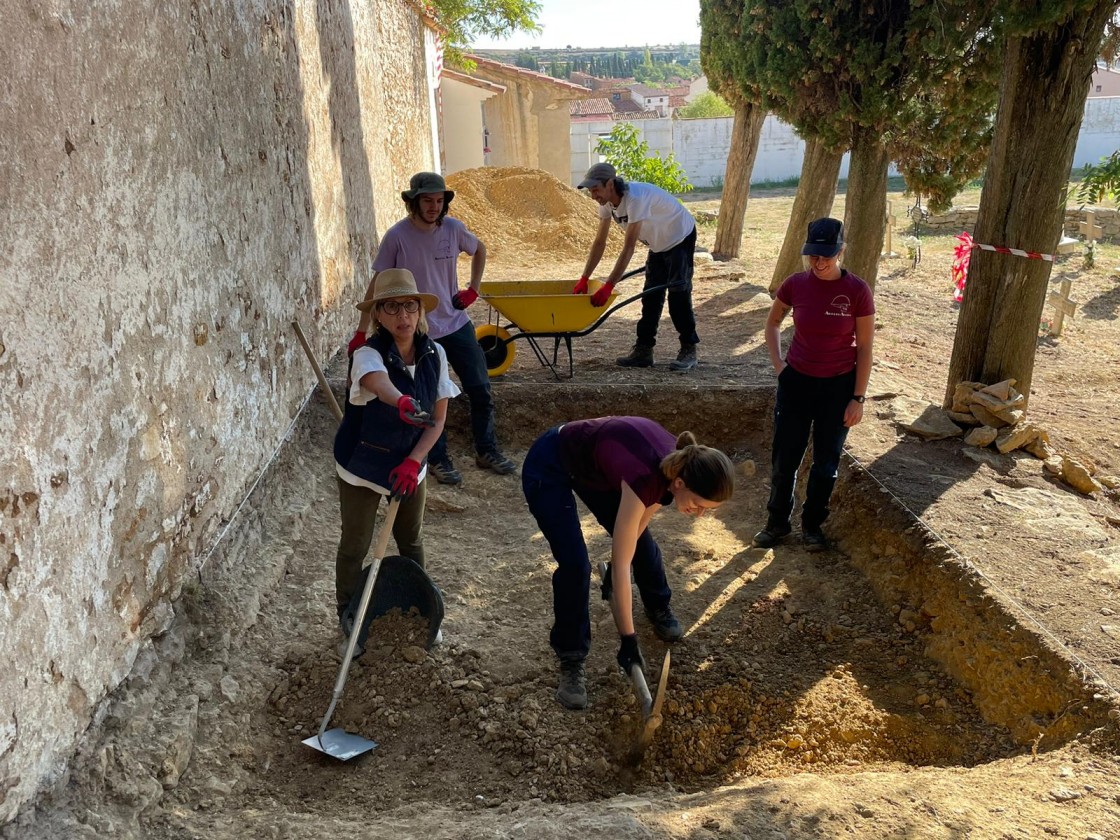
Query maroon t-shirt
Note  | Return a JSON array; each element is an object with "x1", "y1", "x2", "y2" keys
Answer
[
  {"x1": 777, "y1": 269, "x2": 875, "y2": 377},
  {"x1": 557, "y1": 417, "x2": 674, "y2": 507}
]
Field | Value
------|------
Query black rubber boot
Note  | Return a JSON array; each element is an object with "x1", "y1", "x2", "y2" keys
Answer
[{"x1": 616, "y1": 344, "x2": 654, "y2": 368}]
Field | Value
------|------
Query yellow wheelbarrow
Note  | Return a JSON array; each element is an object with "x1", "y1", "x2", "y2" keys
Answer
[{"x1": 475, "y1": 268, "x2": 667, "y2": 379}]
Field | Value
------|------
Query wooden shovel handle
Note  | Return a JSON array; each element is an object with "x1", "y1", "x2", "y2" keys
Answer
[{"x1": 293, "y1": 319, "x2": 344, "y2": 423}]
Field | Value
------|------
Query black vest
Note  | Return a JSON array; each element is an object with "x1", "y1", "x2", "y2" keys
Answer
[{"x1": 333, "y1": 330, "x2": 441, "y2": 488}]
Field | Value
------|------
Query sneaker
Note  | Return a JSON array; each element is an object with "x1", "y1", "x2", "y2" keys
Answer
[
  {"x1": 556, "y1": 659, "x2": 588, "y2": 710},
  {"x1": 475, "y1": 449, "x2": 517, "y2": 475},
  {"x1": 645, "y1": 605, "x2": 683, "y2": 642},
  {"x1": 668, "y1": 343, "x2": 698, "y2": 372},
  {"x1": 616, "y1": 344, "x2": 654, "y2": 368},
  {"x1": 428, "y1": 458, "x2": 463, "y2": 486},
  {"x1": 802, "y1": 527, "x2": 830, "y2": 552},
  {"x1": 753, "y1": 521, "x2": 792, "y2": 549}
]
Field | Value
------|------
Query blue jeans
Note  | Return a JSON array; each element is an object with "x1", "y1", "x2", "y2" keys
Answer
[
  {"x1": 636, "y1": 226, "x2": 700, "y2": 349},
  {"x1": 431, "y1": 321, "x2": 498, "y2": 463},
  {"x1": 766, "y1": 366, "x2": 856, "y2": 531},
  {"x1": 522, "y1": 427, "x2": 672, "y2": 661}
]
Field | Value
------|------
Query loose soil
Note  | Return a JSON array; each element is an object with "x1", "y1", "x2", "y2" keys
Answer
[{"x1": 7, "y1": 169, "x2": 1120, "y2": 839}]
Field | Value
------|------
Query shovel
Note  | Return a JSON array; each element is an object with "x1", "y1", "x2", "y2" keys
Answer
[
  {"x1": 303, "y1": 496, "x2": 400, "y2": 760},
  {"x1": 598, "y1": 561, "x2": 673, "y2": 760}
]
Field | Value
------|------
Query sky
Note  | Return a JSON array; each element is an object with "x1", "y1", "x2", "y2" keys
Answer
[{"x1": 470, "y1": 0, "x2": 701, "y2": 50}]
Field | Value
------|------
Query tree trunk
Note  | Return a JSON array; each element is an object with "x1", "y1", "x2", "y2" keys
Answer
[
  {"x1": 944, "y1": 6, "x2": 1115, "y2": 410},
  {"x1": 713, "y1": 102, "x2": 767, "y2": 259},
  {"x1": 769, "y1": 137, "x2": 844, "y2": 294},
  {"x1": 841, "y1": 125, "x2": 891, "y2": 289}
]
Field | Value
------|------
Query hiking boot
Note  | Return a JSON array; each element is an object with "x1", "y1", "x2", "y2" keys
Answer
[
  {"x1": 337, "y1": 613, "x2": 366, "y2": 659},
  {"x1": 802, "y1": 527, "x2": 830, "y2": 552},
  {"x1": 616, "y1": 344, "x2": 654, "y2": 368},
  {"x1": 753, "y1": 521, "x2": 792, "y2": 549},
  {"x1": 669, "y1": 343, "x2": 698, "y2": 372},
  {"x1": 646, "y1": 605, "x2": 683, "y2": 642},
  {"x1": 475, "y1": 449, "x2": 518, "y2": 475},
  {"x1": 556, "y1": 659, "x2": 588, "y2": 710},
  {"x1": 428, "y1": 458, "x2": 463, "y2": 486}
]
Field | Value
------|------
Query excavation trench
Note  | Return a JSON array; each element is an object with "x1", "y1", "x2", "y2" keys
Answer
[{"x1": 17, "y1": 382, "x2": 1112, "y2": 835}]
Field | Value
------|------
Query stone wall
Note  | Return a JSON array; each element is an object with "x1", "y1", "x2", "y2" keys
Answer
[
  {"x1": 0, "y1": 0, "x2": 435, "y2": 821},
  {"x1": 916, "y1": 207, "x2": 1120, "y2": 242}
]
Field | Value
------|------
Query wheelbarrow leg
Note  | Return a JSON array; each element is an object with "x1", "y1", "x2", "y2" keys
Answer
[{"x1": 565, "y1": 336, "x2": 573, "y2": 379}]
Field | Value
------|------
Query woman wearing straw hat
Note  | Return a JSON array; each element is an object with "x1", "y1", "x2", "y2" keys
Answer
[
  {"x1": 753, "y1": 218, "x2": 875, "y2": 552},
  {"x1": 333, "y1": 268, "x2": 459, "y2": 641}
]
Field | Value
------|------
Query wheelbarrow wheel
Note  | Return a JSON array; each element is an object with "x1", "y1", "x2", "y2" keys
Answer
[{"x1": 475, "y1": 324, "x2": 515, "y2": 377}]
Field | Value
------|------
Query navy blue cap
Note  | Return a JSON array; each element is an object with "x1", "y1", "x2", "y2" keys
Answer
[{"x1": 801, "y1": 218, "x2": 844, "y2": 257}]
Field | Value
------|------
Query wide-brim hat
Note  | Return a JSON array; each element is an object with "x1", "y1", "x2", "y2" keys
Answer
[
  {"x1": 355, "y1": 268, "x2": 440, "y2": 313},
  {"x1": 401, "y1": 171, "x2": 455, "y2": 204},
  {"x1": 801, "y1": 217, "x2": 844, "y2": 257}
]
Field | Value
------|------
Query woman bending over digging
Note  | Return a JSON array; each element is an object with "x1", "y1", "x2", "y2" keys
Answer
[
  {"x1": 333, "y1": 269, "x2": 459, "y2": 654},
  {"x1": 522, "y1": 416, "x2": 734, "y2": 710}
]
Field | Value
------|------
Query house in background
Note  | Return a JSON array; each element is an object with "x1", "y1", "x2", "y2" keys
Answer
[
  {"x1": 440, "y1": 70, "x2": 506, "y2": 173},
  {"x1": 685, "y1": 75, "x2": 709, "y2": 101},
  {"x1": 629, "y1": 83, "x2": 670, "y2": 117},
  {"x1": 444, "y1": 55, "x2": 588, "y2": 182},
  {"x1": 1088, "y1": 65, "x2": 1120, "y2": 97},
  {"x1": 570, "y1": 97, "x2": 615, "y2": 123}
]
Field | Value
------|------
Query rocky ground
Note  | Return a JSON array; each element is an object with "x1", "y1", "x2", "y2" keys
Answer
[{"x1": 6, "y1": 173, "x2": 1120, "y2": 838}]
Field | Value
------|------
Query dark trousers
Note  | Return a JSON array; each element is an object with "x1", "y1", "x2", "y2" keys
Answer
[
  {"x1": 766, "y1": 366, "x2": 855, "y2": 531},
  {"x1": 335, "y1": 476, "x2": 427, "y2": 613},
  {"x1": 636, "y1": 226, "x2": 700, "y2": 349},
  {"x1": 522, "y1": 427, "x2": 672, "y2": 661},
  {"x1": 430, "y1": 321, "x2": 498, "y2": 463}
]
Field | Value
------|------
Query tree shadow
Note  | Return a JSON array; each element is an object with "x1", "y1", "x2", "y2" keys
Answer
[{"x1": 1081, "y1": 282, "x2": 1120, "y2": 321}]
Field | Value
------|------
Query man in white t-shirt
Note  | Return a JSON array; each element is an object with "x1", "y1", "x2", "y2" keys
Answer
[{"x1": 573, "y1": 163, "x2": 699, "y2": 372}]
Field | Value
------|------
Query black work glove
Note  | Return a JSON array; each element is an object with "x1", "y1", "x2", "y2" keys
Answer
[{"x1": 617, "y1": 633, "x2": 645, "y2": 673}]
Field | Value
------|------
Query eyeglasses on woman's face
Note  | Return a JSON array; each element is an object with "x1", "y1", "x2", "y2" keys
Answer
[{"x1": 380, "y1": 299, "x2": 421, "y2": 315}]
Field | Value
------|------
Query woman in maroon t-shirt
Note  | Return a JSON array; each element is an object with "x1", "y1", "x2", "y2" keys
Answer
[
  {"x1": 755, "y1": 218, "x2": 875, "y2": 552},
  {"x1": 522, "y1": 416, "x2": 734, "y2": 710}
]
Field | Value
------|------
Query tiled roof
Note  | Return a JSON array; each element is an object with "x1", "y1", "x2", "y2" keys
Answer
[
  {"x1": 610, "y1": 97, "x2": 647, "y2": 114},
  {"x1": 631, "y1": 83, "x2": 671, "y2": 97},
  {"x1": 442, "y1": 69, "x2": 507, "y2": 95},
  {"x1": 613, "y1": 110, "x2": 662, "y2": 121},
  {"x1": 464, "y1": 55, "x2": 591, "y2": 95},
  {"x1": 569, "y1": 98, "x2": 614, "y2": 116},
  {"x1": 669, "y1": 95, "x2": 688, "y2": 108}
]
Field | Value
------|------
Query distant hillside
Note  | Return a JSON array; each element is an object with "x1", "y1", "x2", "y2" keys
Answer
[{"x1": 473, "y1": 45, "x2": 701, "y2": 85}]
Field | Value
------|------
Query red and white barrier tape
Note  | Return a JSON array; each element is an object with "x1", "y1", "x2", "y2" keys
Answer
[{"x1": 971, "y1": 242, "x2": 1055, "y2": 262}]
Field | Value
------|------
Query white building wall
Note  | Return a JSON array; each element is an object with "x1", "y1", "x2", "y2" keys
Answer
[
  {"x1": 573, "y1": 99, "x2": 1119, "y2": 189},
  {"x1": 1073, "y1": 97, "x2": 1120, "y2": 168}
]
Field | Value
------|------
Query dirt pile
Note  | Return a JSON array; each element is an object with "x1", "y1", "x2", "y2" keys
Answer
[{"x1": 447, "y1": 167, "x2": 620, "y2": 264}]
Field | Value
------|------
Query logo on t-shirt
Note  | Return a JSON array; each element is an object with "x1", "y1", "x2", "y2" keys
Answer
[
  {"x1": 434, "y1": 232, "x2": 454, "y2": 261},
  {"x1": 611, "y1": 210, "x2": 629, "y2": 225},
  {"x1": 825, "y1": 295, "x2": 851, "y2": 317}
]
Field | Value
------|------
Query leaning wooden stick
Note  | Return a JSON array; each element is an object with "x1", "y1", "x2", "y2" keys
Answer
[{"x1": 292, "y1": 320, "x2": 344, "y2": 422}]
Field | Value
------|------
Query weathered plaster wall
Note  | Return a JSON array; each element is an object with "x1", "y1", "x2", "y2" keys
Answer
[
  {"x1": 0, "y1": 0, "x2": 434, "y2": 821},
  {"x1": 473, "y1": 71, "x2": 576, "y2": 184}
]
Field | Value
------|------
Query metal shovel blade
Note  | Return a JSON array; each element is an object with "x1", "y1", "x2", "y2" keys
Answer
[
  {"x1": 631, "y1": 649, "x2": 671, "y2": 761},
  {"x1": 302, "y1": 727, "x2": 378, "y2": 761}
]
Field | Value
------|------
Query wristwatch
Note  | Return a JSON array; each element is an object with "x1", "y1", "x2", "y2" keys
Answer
[{"x1": 852, "y1": 395, "x2": 866, "y2": 404}]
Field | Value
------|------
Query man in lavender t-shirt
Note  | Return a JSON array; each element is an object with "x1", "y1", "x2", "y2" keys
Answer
[{"x1": 354, "y1": 172, "x2": 516, "y2": 486}]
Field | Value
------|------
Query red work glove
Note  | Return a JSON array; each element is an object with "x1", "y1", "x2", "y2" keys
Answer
[
  {"x1": 396, "y1": 395, "x2": 433, "y2": 428},
  {"x1": 572, "y1": 276, "x2": 590, "y2": 295},
  {"x1": 452, "y1": 287, "x2": 479, "y2": 310},
  {"x1": 388, "y1": 457, "x2": 421, "y2": 499},
  {"x1": 347, "y1": 330, "x2": 367, "y2": 356},
  {"x1": 590, "y1": 280, "x2": 616, "y2": 307}
]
